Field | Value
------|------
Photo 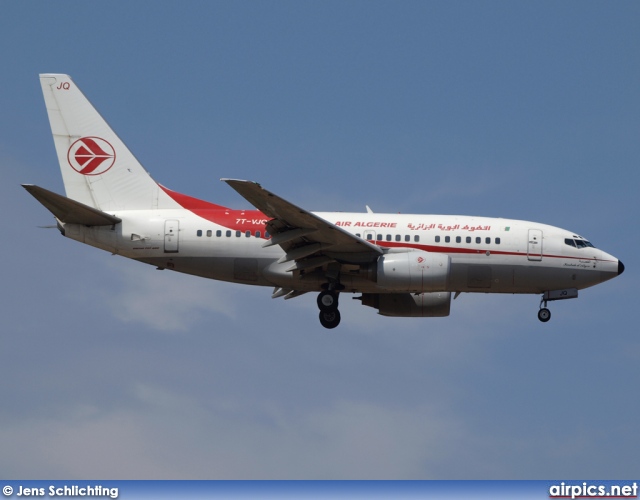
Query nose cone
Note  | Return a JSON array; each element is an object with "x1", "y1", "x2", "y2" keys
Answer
[{"x1": 618, "y1": 260, "x2": 625, "y2": 275}]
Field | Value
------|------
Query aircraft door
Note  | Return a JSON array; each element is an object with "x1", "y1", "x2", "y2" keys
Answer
[
  {"x1": 164, "y1": 219, "x2": 179, "y2": 253},
  {"x1": 527, "y1": 229, "x2": 543, "y2": 261}
]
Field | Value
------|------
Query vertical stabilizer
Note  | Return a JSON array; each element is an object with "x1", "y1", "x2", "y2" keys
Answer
[{"x1": 39, "y1": 74, "x2": 179, "y2": 211}]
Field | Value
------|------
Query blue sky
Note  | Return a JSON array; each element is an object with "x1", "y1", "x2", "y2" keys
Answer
[{"x1": 1, "y1": 1, "x2": 638, "y2": 478}]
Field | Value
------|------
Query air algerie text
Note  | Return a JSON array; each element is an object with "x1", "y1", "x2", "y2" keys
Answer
[{"x1": 335, "y1": 221, "x2": 397, "y2": 228}]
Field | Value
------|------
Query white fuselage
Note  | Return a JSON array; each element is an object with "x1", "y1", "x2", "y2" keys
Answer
[{"x1": 60, "y1": 208, "x2": 620, "y2": 296}]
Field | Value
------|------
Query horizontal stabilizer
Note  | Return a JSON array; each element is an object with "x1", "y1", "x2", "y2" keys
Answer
[{"x1": 22, "y1": 184, "x2": 121, "y2": 226}]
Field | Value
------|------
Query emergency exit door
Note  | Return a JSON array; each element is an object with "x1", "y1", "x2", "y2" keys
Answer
[{"x1": 164, "y1": 220, "x2": 179, "y2": 253}]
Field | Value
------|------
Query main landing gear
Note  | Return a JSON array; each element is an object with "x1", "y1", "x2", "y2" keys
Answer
[{"x1": 317, "y1": 290, "x2": 341, "y2": 329}]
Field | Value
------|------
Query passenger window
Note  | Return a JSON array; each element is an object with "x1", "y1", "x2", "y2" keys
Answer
[
  {"x1": 245, "y1": 230, "x2": 251, "y2": 237},
  {"x1": 435, "y1": 236, "x2": 441, "y2": 243},
  {"x1": 207, "y1": 230, "x2": 212, "y2": 237},
  {"x1": 386, "y1": 234, "x2": 392, "y2": 242},
  {"x1": 466, "y1": 236, "x2": 471, "y2": 244},
  {"x1": 476, "y1": 237, "x2": 481, "y2": 244},
  {"x1": 495, "y1": 237, "x2": 501, "y2": 244},
  {"x1": 256, "y1": 231, "x2": 261, "y2": 238},
  {"x1": 197, "y1": 230, "x2": 202, "y2": 237},
  {"x1": 414, "y1": 235, "x2": 420, "y2": 242},
  {"x1": 486, "y1": 237, "x2": 491, "y2": 244},
  {"x1": 395, "y1": 235, "x2": 401, "y2": 242},
  {"x1": 236, "y1": 231, "x2": 241, "y2": 237},
  {"x1": 405, "y1": 235, "x2": 410, "y2": 242},
  {"x1": 226, "y1": 230, "x2": 231, "y2": 237},
  {"x1": 445, "y1": 236, "x2": 450, "y2": 243},
  {"x1": 265, "y1": 232, "x2": 270, "y2": 238},
  {"x1": 216, "y1": 230, "x2": 222, "y2": 237},
  {"x1": 456, "y1": 236, "x2": 461, "y2": 243},
  {"x1": 377, "y1": 234, "x2": 382, "y2": 241}
]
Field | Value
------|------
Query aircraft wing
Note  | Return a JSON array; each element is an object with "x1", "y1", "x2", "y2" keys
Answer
[{"x1": 223, "y1": 179, "x2": 383, "y2": 270}]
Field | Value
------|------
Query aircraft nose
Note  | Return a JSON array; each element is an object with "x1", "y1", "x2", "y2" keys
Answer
[{"x1": 618, "y1": 260, "x2": 625, "y2": 275}]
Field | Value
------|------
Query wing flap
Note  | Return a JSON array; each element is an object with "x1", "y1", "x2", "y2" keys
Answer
[
  {"x1": 23, "y1": 184, "x2": 121, "y2": 226},
  {"x1": 262, "y1": 227, "x2": 318, "y2": 248}
]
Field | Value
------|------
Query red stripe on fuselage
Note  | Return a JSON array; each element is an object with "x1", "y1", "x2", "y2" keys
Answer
[
  {"x1": 368, "y1": 240, "x2": 611, "y2": 263},
  {"x1": 159, "y1": 184, "x2": 269, "y2": 233},
  {"x1": 159, "y1": 184, "x2": 230, "y2": 211}
]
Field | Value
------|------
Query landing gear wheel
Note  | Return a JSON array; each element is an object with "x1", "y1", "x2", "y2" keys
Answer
[
  {"x1": 319, "y1": 309, "x2": 341, "y2": 329},
  {"x1": 538, "y1": 308, "x2": 551, "y2": 322},
  {"x1": 317, "y1": 290, "x2": 339, "y2": 311}
]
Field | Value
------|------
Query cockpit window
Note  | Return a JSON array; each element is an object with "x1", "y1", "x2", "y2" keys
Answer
[
  {"x1": 575, "y1": 239, "x2": 595, "y2": 249},
  {"x1": 566, "y1": 238, "x2": 595, "y2": 249}
]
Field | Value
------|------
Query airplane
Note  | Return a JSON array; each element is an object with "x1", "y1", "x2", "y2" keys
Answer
[{"x1": 24, "y1": 74, "x2": 625, "y2": 329}]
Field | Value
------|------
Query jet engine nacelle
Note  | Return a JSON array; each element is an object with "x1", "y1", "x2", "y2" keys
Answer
[
  {"x1": 377, "y1": 250, "x2": 450, "y2": 292},
  {"x1": 360, "y1": 292, "x2": 451, "y2": 317}
]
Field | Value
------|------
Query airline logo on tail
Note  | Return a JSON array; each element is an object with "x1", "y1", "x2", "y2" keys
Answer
[{"x1": 67, "y1": 137, "x2": 116, "y2": 175}]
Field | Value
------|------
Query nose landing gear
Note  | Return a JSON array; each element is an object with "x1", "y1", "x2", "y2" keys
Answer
[
  {"x1": 538, "y1": 306, "x2": 551, "y2": 322},
  {"x1": 537, "y1": 288, "x2": 579, "y2": 323}
]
